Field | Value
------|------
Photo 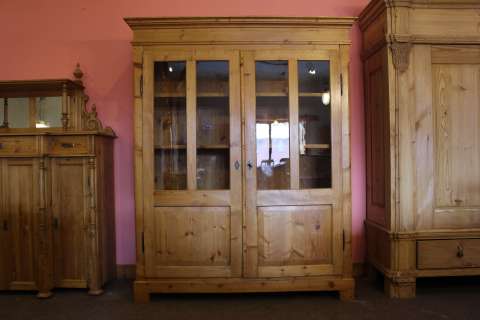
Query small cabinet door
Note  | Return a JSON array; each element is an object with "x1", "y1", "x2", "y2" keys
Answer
[
  {"x1": 243, "y1": 50, "x2": 345, "y2": 277},
  {"x1": 0, "y1": 158, "x2": 40, "y2": 290},
  {"x1": 51, "y1": 157, "x2": 89, "y2": 287},
  {"x1": 413, "y1": 45, "x2": 480, "y2": 230},
  {"x1": 142, "y1": 50, "x2": 242, "y2": 278}
]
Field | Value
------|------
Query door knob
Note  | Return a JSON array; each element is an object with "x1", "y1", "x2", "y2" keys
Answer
[
  {"x1": 247, "y1": 161, "x2": 253, "y2": 169},
  {"x1": 234, "y1": 160, "x2": 240, "y2": 170},
  {"x1": 457, "y1": 244, "x2": 464, "y2": 258}
]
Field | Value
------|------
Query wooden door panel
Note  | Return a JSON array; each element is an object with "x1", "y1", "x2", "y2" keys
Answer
[
  {"x1": 154, "y1": 207, "x2": 230, "y2": 267},
  {"x1": 51, "y1": 158, "x2": 87, "y2": 286},
  {"x1": 431, "y1": 51, "x2": 480, "y2": 228},
  {"x1": 2, "y1": 159, "x2": 39, "y2": 289},
  {"x1": 434, "y1": 64, "x2": 480, "y2": 207},
  {"x1": 258, "y1": 206, "x2": 332, "y2": 267},
  {"x1": 364, "y1": 47, "x2": 389, "y2": 227}
]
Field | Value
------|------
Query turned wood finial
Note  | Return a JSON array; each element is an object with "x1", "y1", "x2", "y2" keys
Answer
[{"x1": 73, "y1": 63, "x2": 84, "y2": 85}]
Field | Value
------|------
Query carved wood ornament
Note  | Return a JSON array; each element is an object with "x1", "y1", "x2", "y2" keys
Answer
[{"x1": 390, "y1": 42, "x2": 412, "y2": 73}]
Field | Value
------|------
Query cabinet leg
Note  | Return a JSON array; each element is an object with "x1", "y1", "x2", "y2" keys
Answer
[
  {"x1": 339, "y1": 288, "x2": 355, "y2": 301},
  {"x1": 367, "y1": 263, "x2": 379, "y2": 282},
  {"x1": 384, "y1": 277, "x2": 416, "y2": 298},
  {"x1": 134, "y1": 282, "x2": 150, "y2": 304},
  {"x1": 37, "y1": 291, "x2": 53, "y2": 299},
  {"x1": 88, "y1": 288, "x2": 104, "y2": 296}
]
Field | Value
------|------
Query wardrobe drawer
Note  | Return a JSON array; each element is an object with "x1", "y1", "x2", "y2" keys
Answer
[
  {"x1": 417, "y1": 239, "x2": 480, "y2": 270},
  {"x1": 48, "y1": 136, "x2": 92, "y2": 155},
  {"x1": 0, "y1": 136, "x2": 37, "y2": 155}
]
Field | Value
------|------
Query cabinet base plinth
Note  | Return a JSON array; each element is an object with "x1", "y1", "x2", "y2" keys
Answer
[
  {"x1": 134, "y1": 277, "x2": 354, "y2": 303},
  {"x1": 37, "y1": 291, "x2": 53, "y2": 299},
  {"x1": 384, "y1": 278, "x2": 416, "y2": 299}
]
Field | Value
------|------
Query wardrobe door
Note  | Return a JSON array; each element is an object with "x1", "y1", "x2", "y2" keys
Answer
[
  {"x1": 142, "y1": 50, "x2": 242, "y2": 278},
  {"x1": 243, "y1": 50, "x2": 345, "y2": 277},
  {"x1": 415, "y1": 46, "x2": 480, "y2": 230},
  {"x1": 51, "y1": 157, "x2": 88, "y2": 287},
  {"x1": 0, "y1": 158, "x2": 40, "y2": 290}
]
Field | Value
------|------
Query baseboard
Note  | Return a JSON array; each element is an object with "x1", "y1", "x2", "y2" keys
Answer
[
  {"x1": 117, "y1": 263, "x2": 365, "y2": 280},
  {"x1": 353, "y1": 263, "x2": 365, "y2": 278},
  {"x1": 116, "y1": 265, "x2": 136, "y2": 280}
]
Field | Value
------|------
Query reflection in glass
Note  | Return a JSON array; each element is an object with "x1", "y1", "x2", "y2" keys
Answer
[
  {"x1": 196, "y1": 61, "x2": 230, "y2": 190},
  {"x1": 256, "y1": 61, "x2": 290, "y2": 189},
  {"x1": 154, "y1": 61, "x2": 187, "y2": 190},
  {"x1": 298, "y1": 61, "x2": 331, "y2": 188},
  {"x1": 35, "y1": 97, "x2": 62, "y2": 128},
  {"x1": 6, "y1": 98, "x2": 29, "y2": 128}
]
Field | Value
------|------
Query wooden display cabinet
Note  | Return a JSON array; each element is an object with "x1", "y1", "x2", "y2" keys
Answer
[
  {"x1": 126, "y1": 17, "x2": 354, "y2": 303},
  {"x1": 0, "y1": 65, "x2": 116, "y2": 298},
  {"x1": 360, "y1": 0, "x2": 480, "y2": 298}
]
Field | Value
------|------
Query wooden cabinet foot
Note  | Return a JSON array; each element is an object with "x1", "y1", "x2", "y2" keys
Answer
[
  {"x1": 88, "y1": 289, "x2": 104, "y2": 296},
  {"x1": 384, "y1": 277, "x2": 416, "y2": 298},
  {"x1": 366, "y1": 264, "x2": 379, "y2": 282},
  {"x1": 134, "y1": 282, "x2": 150, "y2": 303},
  {"x1": 339, "y1": 288, "x2": 355, "y2": 301},
  {"x1": 37, "y1": 291, "x2": 53, "y2": 299}
]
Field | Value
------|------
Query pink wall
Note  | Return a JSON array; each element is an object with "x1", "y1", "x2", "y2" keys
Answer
[{"x1": 0, "y1": 0, "x2": 368, "y2": 264}]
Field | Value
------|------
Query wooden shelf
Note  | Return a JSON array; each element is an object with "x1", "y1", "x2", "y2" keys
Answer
[
  {"x1": 256, "y1": 92, "x2": 328, "y2": 97},
  {"x1": 198, "y1": 144, "x2": 229, "y2": 149},
  {"x1": 156, "y1": 93, "x2": 229, "y2": 98},
  {"x1": 299, "y1": 92, "x2": 328, "y2": 97},
  {"x1": 155, "y1": 144, "x2": 229, "y2": 150},
  {"x1": 155, "y1": 144, "x2": 187, "y2": 150},
  {"x1": 304, "y1": 144, "x2": 330, "y2": 149}
]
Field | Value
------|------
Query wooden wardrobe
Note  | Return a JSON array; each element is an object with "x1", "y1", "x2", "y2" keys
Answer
[
  {"x1": 0, "y1": 66, "x2": 116, "y2": 298},
  {"x1": 126, "y1": 17, "x2": 354, "y2": 303},
  {"x1": 360, "y1": 0, "x2": 480, "y2": 298}
]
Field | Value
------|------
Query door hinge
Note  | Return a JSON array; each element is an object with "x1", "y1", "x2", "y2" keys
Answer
[
  {"x1": 342, "y1": 230, "x2": 345, "y2": 251},
  {"x1": 141, "y1": 231, "x2": 145, "y2": 253},
  {"x1": 140, "y1": 75, "x2": 143, "y2": 96},
  {"x1": 340, "y1": 74, "x2": 344, "y2": 96}
]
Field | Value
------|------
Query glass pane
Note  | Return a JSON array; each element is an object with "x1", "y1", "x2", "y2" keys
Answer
[
  {"x1": 256, "y1": 61, "x2": 290, "y2": 190},
  {"x1": 6, "y1": 97, "x2": 29, "y2": 128},
  {"x1": 154, "y1": 61, "x2": 187, "y2": 190},
  {"x1": 298, "y1": 61, "x2": 331, "y2": 189},
  {"x1": 196, "y1": 61, "x2": 230, "y2": 190},
  {"x1": 35, "y1": 96, "x2": 62, "y2": 128}
]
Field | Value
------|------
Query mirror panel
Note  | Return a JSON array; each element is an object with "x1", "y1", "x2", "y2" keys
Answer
[{"x1": 35, "y1": 96, "x2": 62, "y2": 128}]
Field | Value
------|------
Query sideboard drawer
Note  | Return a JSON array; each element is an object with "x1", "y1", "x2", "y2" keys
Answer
[
  {"x1": 0, "y1": 136, "x2": 37, "y2": 155},
  {"x1": 417, "y1": 239, "x2": 480, "y2": 270},
  {"x1": 48, "y1": 136, "x2": 92, "y2": 155}
]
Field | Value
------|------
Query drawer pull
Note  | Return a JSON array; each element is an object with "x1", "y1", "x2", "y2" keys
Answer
[
  {"x1": 457, "y1": 245, "x2": 464, "y2": 258},
  {"x1": 0, "y1": 143, "x2": 3, "y2": 149},
  {"x1": 61, "y1": 143, "x2": 75, "y2": 148},
  {"x1": 2, "y1": 220, "x2": 7, "y2": 231}
]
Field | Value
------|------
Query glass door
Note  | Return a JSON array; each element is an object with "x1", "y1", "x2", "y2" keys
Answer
[
  {"x1": 243, "y1": 50, "x2": 344, "y2": 277},
  {"x1": 142, "y1": 50, "x2": 242, "y2": 278}
]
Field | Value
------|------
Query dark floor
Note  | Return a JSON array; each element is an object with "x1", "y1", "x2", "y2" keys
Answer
[{"x1": 1, "y1": 276, "x2": 479, "y2": 320}]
